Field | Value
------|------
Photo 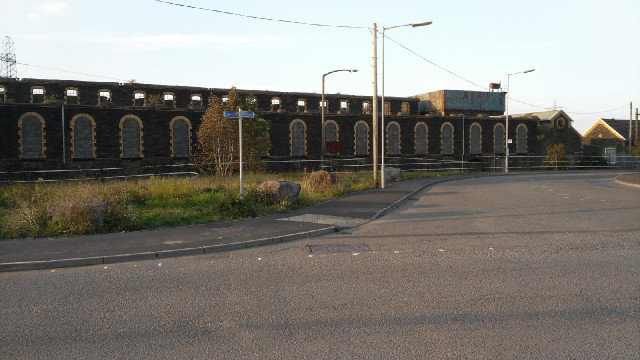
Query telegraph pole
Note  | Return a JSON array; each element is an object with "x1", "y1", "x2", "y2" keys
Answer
[
  {"x1": 630, "y1": 102, "x2": 633, "y2": 147},
  {"x1": 372, "y1": 23, "x2": 379, "y2": 186}
]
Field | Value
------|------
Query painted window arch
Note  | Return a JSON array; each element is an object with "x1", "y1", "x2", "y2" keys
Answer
[
  {"x1": 516, "y1": 124, "x2": 528, "y2": 154},
  {"x1": 441, "y1": 122, "x2": 454, "y2": 155},
  {"x1": 31, "y1": 86, "x2": 45, "y2": 104},
  {"x1": 387, "y1": 121, "x2": 401, "y2": 155},
  {"x1": 170, "y1": 116, "x2": 191, "y2": 158},
  {"x1": 70, "y1": 114, "x2": 96, "y2": 159},
  {"x1": 163, "y1": 92, "x2": 175, "y2": 108},
  {"x1": 556, "y1": 117, "x2": 566, "y2": 129},
  {"x1": 65, "y1": 88, "x2": 79, "y2": 105},
  {"x1": 134, "y1": 91, "x2": 146, "y2": 107},
  {"x1": 290, "y1": 119, "x2": 307, "y2": 156},
  {"x1": 354, "y1": 121, "x2": 370, "y2": 156},
  {"x1": 297, "y1": 99, "x2": 307, "y2": 112},
  {"x1": 494, "y1": 123, "x2": 505, "y2": 154},
  {"x1": 98, "y1": 89, "x2": 111, "y2": 105},
  {"x1": 469, "y1": 122, "x2": 482, "y2": 154},
  {"x1": 119, "y1": 115, "x2": 144, "y2": 159},
  {"x1": 414, "y1": 122, "x2": 428, "y2": 155},
  {"x1": 324, "y1": 120, "x2": 339, "y2": 143},
  {"x1": 401, "y1": 102, "x2": 410, "y2": 114},
  {"x1": 362, "y1": 101, "x2": 371, "y2": 115},
  {"x1": 18, "y1": 112, "x2": 46, "y2": 159},
  {"x1": 271, "y1": 97, "x2": 282, "y2": 112},
  {"x1": 190, "y1": 94, "x2": 202, "y2": 108}
]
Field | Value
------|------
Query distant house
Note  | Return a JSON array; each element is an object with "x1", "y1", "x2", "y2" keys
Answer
[{"x1": 582, "y1": 118, "x2": 638, "y2": 163}]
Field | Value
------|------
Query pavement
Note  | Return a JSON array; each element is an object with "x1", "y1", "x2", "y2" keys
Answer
[{"x1": 1, "y1": 171, "x2": 638, "y2": 272}]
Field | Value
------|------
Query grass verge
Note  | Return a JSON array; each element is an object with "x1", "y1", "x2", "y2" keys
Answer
[{"x1": 0, "y1": 170, "x2": 464, "y2": 239}]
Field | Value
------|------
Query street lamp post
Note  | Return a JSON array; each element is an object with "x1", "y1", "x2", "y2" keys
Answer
[
  {"x1": 381, "y1": 21, "x2": 432, "y2": 188},
  {"x1": 504, "y1": 68, "x2": 535, "y2": 174},
  {"x1": 322, "y1": 69, "x2": 357, "y2": 169}
]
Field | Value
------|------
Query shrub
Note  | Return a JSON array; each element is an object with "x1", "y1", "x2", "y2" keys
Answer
[{"x1": 545, "y1": 143, "x2": 569, "y2": 170}]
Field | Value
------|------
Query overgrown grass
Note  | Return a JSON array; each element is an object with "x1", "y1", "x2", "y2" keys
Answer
[{"x1": 0, "y1": 170, "x2": 458, "y2": 239}]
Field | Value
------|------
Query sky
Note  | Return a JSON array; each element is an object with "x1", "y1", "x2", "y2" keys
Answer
[{"x1": 1, "y1": 0, "x2": 639, "y2": 133}]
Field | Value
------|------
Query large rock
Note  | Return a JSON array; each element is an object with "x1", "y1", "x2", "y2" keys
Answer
[
  {"x1": 47, "y1": 199, "x2": 108, "y2": 227},
  {"x1": 307, "y1": 170, "x2": 339, "y2": 191},
  {"x1": 384, "y1": 167, "x2": 403, "y2": 182},
  {"x1": 257, "y1": 181, "x2": 301, "y2": 203}
]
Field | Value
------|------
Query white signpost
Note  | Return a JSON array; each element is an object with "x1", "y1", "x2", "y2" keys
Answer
[{"x1": 223, "y1": 109, "x2": 255, "y2": 200}]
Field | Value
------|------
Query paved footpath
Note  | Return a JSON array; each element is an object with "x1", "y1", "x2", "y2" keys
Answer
[{"x1": 1, "y1": 171, "x2": 638, "y2": 271}]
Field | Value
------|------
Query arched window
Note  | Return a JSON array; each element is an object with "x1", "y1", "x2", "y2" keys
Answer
[
  {"x1": 354, "y1": 121, "x2": 369, "y2": 156},
  {"x1": 170, "y1": 116, "x2": 191, "y2": 158},
  {"x1": 494, "y1": 123, "x2": 505, "y2": 154},
  {"x1": 18, "y1": 112, "x2": 46, "y2": 159},
  {"x1": 70, "y1": 114, "x2": 96, "y2": 159},
  {"x1": 324, "y1": 120, "x2": 339, "y2": 143},
  {"x1": 258, "y1": 118, "x2": 270, "y2": 156},
  {"x1": 414, "y1": 122, "x2": 428, "y2": 155},
  {"x1": 441, "y1": 122, "x2": 454, "y2": 155},
  {"x1": 120, "y1": 115, "x2": 143, "y2": 159},
  {"x1": 290, "y1": 119, "x2": 307, "y2": 156},
  {"x1": 387, "y1": 121, "x2": 401, "y2": 155},
  {"x1": 470, "y1": 123, "x2": 482, "y2": 154},
  {"x1": 516, "y1": 124, "x2": 528, "y2": 154}
]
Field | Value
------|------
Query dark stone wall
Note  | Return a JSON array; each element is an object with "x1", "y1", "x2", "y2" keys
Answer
[{"x1": 0, "y1": 78, "x2": 564, "y2": 177}]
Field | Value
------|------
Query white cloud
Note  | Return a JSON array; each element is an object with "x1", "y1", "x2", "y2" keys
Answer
[
  {"x1": 39, "y1": 2, "x2": 68, "y2": 14},
  {"x1": 28, "y1": 13, "x2": 41, "y2": 21}
]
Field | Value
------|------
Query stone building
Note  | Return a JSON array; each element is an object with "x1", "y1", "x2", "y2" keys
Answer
[
  {"x1": 582, "y1": 118, "x2": 639, "y2": 163},
  {"x1": 0, "y1": 78, "x2": 581, "y2": 179}
]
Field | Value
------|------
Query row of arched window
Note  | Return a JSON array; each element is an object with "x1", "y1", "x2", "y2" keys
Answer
[
  {"x1": 16, "y1": 112, "x2": 528, "y2": 160},
  {"x1": 290, "y1": 119, "x2": 528, "y2": 157},
  {"x1": 17, "y1": 113, "x2": 192, "y2": 160}
]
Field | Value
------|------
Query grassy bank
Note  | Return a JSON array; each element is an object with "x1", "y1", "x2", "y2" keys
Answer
[{"x1": 0, "y1": 170, "x2": 463, "y2": 239}]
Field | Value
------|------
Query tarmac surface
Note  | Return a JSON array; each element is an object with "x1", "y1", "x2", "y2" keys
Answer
[{"x1": 1, "y1": 171, "x2": 638, "y2": 271}]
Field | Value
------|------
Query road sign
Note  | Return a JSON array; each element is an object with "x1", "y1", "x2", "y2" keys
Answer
[
  {"x1": 240, "y1": 111, "x2": 255, "y2": 118},
  {"x1": 223, "y1": 111, "x2": 255, "y2": 119},
  {"x1": 222, "y1": 108, "x2": 255, "y2": 201}
]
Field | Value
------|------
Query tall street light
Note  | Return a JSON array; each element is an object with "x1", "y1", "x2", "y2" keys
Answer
[
  {"x1": 322, "y1": 69, "x2": 357, "y2": 168},
  {"x1": 504, "y1": 68, "x2": 535, "y2": 174},
  {"x1": 381, "y1": 21, "x2": 432, "y2": 188}
]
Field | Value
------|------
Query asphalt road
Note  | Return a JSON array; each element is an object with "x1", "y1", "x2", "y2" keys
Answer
[{"x1": 1, "y1": 172, "x2": 639, "y2": 359}]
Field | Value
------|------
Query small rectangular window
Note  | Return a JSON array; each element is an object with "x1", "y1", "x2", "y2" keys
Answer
[
  {"x1": 33, "y1": 88, "x2": 44, "y2": 95},
  {"x1": 99, "y1": 91, "x2": 111, "y2": 99},
  {"x1": 271, "y1": 98, "x2": 280, "y2": 105},
  {"x1": 164, "y1": 94, "x2": 174, "y2": 101},
  {"x1": 135, "y1": 92, "x2": 145, "y2": 99},
  {"x1": 0, "y1": 87, "x2": 5, "y2": 93},
  {"x1": 66, "y1": 89, "x2": 78, "y2": 97},
  {"x1": 191, "y1": 94, "x2": 202, "y2": 107},
  {"x1": 297, "y1": 100, "x2": 305, "y2": 107},
  {"x1": 222, "y1": 96, "x2": 229, "y2": 103},
  {"x1": 340, "y1": 101, "x2": 348, "y2": 109}
]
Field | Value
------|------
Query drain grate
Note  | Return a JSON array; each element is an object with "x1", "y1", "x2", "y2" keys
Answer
[{"x1": 308, "y1": 243, "x2": 371, "y2": 254}]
